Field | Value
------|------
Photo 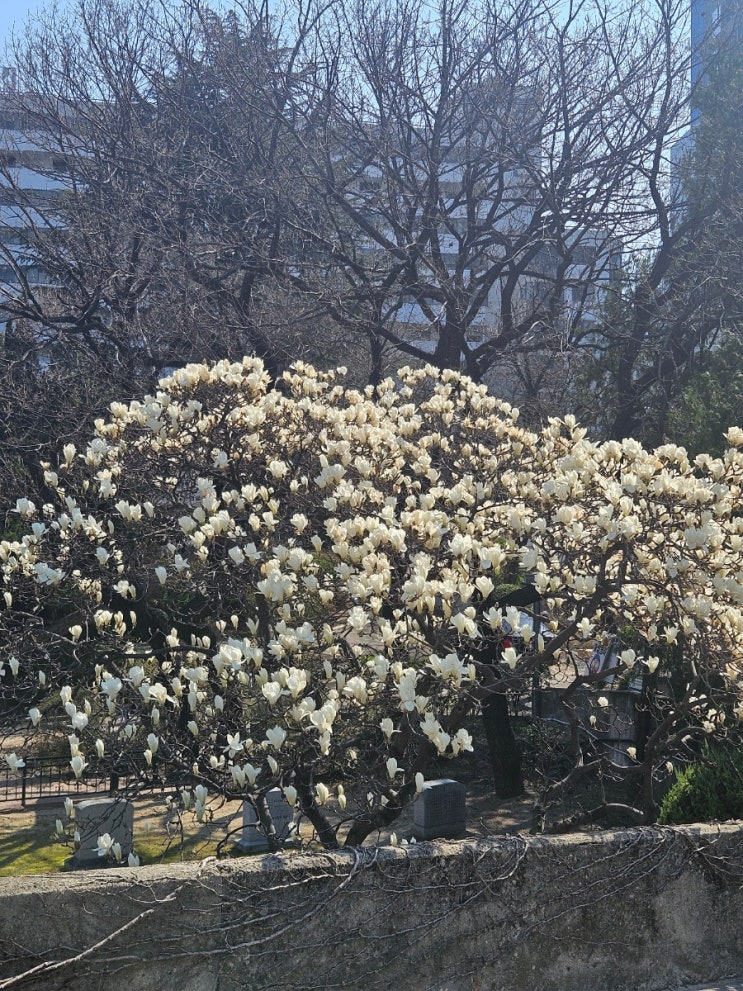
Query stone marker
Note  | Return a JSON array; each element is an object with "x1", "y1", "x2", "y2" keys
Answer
[
  {"x1": 237, "y1": 789, "x2": 294, "y2": 852},
  {"x1": 413, "y1": 778, "x2": 466, "y2": 840},
  {"x1": 71, "y1": 797, "x2": 134, "y2": 867}
]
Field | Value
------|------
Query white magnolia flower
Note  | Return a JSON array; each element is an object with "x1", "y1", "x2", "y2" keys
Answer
[
  {"x1": 380, "y1": 718, "x2": 396, "y2": 740},
  {"x1": 344, "y1": 676, "x2": 368, "y2": 704},
  {"x1": 13, "y1": 497, "x2": 36, "y2": 517},
  {"x1": 265, "y1": 726, "x2": 287, "y2": 750},
  {"x1": 502, "y1": 647, "x2": 519, "y2": 670},
  {"x1": 71, "y1": 711, "x2": 88, "y2": 732},
  {"x1": 70, "y1": 755, "x2": 88, "y2": 779},
  {"x1": 5, "y1": 753, "x2": 24, "y2": 773},
  {"x1": 243, "y1": 763, "x2": 260, "y2": 786},
  {"x1": 475, "y1": 575, "x2": 495, "y2": 599},
  {"x1": 101, "y1": 676, "x2": 122, "y2": 699},
  {"x1": 262, "y1": 682, "x2": 283, "y2": 706},
  {"x1": 386, "y1": 757, "x2": 402, "y2": 779},
  {"x1": 96, "y1": 833, "x2": 114, "y2": 857},
  {"x1": 451, "y1": 729, "x2": 474, "y2": 755},
  {"x1": 576, "y1": 618, "x2": 594, "y2": 638},
  {"x1": 224, "y1": 733, "x2": 244, "y2": 757}
]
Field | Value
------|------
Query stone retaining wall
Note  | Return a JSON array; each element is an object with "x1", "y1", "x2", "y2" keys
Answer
[{"x1": 2, "y1": 824, "x2": 743, "y2": 991}]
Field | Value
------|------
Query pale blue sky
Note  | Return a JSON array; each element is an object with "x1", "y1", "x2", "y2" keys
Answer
[{"x1": 0, "y1": 0, "x2": 68, "y2": 53}]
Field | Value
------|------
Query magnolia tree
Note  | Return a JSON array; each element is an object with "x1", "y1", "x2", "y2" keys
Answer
[{"x1": 1, "y1": 358, "x2": 743, "y2": 847}]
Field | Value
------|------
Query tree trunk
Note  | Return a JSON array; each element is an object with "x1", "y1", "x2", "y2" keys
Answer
[{"x1": 481, "y1": 690, "x2": 524, "y2": 799}]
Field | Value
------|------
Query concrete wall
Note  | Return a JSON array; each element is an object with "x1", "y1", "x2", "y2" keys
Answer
[{"x1": 2, "y1": 824, "x2": 743, "y2": 991}]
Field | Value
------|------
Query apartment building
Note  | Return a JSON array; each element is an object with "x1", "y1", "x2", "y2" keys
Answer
[
  {"x1": 0, "y1": 68, "x2": 67, "y2": 340},
  {"x1": 692, "y1": 0, "x2": 743, "y2": 89},
  {"x1": 671, "y1": 0, "x2": 742, "y2": 194}
]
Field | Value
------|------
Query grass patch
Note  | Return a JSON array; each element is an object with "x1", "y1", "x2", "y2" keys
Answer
[
  {"x1": 0, "y1": 797, "x2": 247, "y2": 876},
  {"x1": 0, "y1": 818, "x2": 69, "y2": 875}
]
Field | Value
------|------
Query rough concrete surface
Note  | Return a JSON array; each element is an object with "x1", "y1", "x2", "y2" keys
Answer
[
  {"x1": 670, "y1": 977, "x2": 743, "y2": 991},
  {"x1": 1, "y1": 823, "x2": 743, "y2": 991},
  {"x1": 670, "y1": 984, "x2": 743, "y2": 990}
]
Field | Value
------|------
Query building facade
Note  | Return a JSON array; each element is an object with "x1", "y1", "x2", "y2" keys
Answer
[{"x1": 0, "y1": 71, "x2": 67, "y2": 340}]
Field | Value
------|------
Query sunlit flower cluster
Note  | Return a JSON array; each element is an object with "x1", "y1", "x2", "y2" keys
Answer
[{"x1": 2, "y1": 358, "x2": 743, "y2": 845}]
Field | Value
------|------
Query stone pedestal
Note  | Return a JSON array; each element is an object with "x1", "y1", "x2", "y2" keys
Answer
[
  {"x1": 236, "y1": 789, "x2": 293, "y2": 852},
  {"x1": 71, "y1": 797, "x2": 134, "y2": 867},
  {"x1": 413, "y1": 779, "x2": 466, "y2": 840}
]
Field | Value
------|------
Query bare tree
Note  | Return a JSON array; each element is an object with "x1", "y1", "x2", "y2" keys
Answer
[
  {"x1": 272, "y1": 0, "x2": 694, "y2": 397},
  {"x1": 0, "y1": 0, "x2": 312, "y2": 378},
  {"x1": 560, "y1": 7, "x2": 743, "y2": 443},
  {"x1": 0, "y1": 0, "x2": 739, "y2": 481},
  {"x1": 0, "y1": 0, "x2": 346, "y2": 503}
]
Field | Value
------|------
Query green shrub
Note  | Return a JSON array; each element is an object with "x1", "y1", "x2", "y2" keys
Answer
[{"x1": 658, "y1": 744, "x2": 743, "y2": 824}]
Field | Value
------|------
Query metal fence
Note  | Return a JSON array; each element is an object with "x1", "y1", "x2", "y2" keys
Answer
[{"x1": 0, "y1": 756, "x2": 131, "y2": 806}]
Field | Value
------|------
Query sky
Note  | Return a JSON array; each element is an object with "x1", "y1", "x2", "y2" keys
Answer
[{"x1": 0, "y1": 0, "x2": 67, "y2": 53}]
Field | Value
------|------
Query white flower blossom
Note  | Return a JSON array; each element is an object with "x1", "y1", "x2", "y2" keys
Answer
[
  {"x1": 70, "y1": 755, "x2": 88, "y2": 779},
  {"x1": 1, "y1": 358, "x2": 743, "y2": 846},
  {"x1": 386, "y1": 757, "x2": 402, "y2": 779},
  {"x1": 96, "y1": 833, "x2": 115, "y2": 857},
  {"x1": 265, "y1": 725, "x2": 287, "y2": 750},
  {"x1": 5, "y1": 753, "x2": 24, "y2": 773}
]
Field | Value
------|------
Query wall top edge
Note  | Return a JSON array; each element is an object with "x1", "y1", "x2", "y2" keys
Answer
[{"x1": 2, "y1": 820, "x2": 742, "y2": 895}]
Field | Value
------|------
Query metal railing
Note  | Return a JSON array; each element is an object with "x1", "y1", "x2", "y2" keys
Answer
[{"x1": 0, "y1": 755, "x2": 132, "y2": 806}]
